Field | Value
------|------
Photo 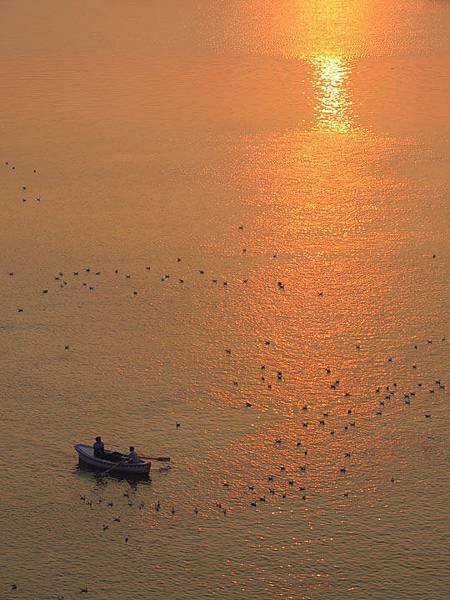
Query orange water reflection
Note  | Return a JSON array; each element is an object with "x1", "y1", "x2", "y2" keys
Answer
[{"x1": 310, "y1": 54, "x2": 355, "y2": 133}]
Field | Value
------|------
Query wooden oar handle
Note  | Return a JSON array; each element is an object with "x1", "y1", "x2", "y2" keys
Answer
[{"x1": 107, "y1": 450, "x2": 171, "y2": 462}]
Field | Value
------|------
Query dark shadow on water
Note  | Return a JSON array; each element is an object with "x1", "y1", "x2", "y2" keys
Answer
[{"x1": 74, "y1": 462, "x2": 151, "y2": 487}]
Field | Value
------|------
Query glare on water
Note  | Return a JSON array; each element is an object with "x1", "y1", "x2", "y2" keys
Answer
[{"x1": 310, "y1": 55, "x2": 354, "y2": 133}]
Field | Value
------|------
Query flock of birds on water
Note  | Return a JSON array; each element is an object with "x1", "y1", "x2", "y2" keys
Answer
[
  {"x1": 3, "y1": 157, "x2": 305, "y2": 309},
  {"x1": 3, "y1": 160, "x2": 448, "y2": 597},
  {"x1": 3, "y1": 159, "x2": 440, "y2": 311}
]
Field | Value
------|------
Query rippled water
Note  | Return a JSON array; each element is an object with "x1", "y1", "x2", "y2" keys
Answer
[{"x1": 1, "y1": 1, "x2": 449, "y2": 598}]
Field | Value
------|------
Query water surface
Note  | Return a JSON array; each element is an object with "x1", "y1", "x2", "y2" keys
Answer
[{"x1": 0, "y1": 1, "x2": 449, "y2": 598}]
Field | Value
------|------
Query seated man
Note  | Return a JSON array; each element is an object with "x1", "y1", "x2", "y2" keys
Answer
[
  {"x1": 93, "y1": 436, "x2": 105, "y2": 458},
  {"x1": 93, "y1": 436, "x2": 122, "y2": 462},
  {"x1": 127, "y1": 446, "x2": 140, "y2": 464}
]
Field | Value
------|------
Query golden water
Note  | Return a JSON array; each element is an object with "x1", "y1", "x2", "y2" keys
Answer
[{"x1": 1, "y1": 1, "x2": 449, "y2": 598}]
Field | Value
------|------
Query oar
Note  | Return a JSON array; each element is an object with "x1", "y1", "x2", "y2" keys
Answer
[
  {"x1": 108, "y1": 448, "x2": 171, "y2": 462},
  {"x1": 100, "y1": 459, "x2": 127, "y2": 476}
]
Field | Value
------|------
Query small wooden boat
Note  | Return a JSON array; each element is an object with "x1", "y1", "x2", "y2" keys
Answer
[{"x1": 75, "y1": 444, "x2": 151, "y2": 478}]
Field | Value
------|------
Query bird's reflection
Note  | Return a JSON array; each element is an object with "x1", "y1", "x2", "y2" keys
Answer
[{"x1": 310, "y1": 54, "x2": 355, "y2": 133}]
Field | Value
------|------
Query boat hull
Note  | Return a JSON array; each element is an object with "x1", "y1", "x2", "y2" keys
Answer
[{"x1": 75, "y1": 444, "x2": 151, "y2": 479}]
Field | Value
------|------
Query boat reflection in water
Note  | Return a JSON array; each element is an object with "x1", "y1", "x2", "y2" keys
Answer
[{"x1": 309, "y1": 54, "x2": 355, "y2": 133}]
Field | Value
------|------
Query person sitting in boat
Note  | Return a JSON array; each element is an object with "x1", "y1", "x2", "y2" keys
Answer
[
  {"x1": 93, "y1": 436, "x2": 122, "y2": 462},
  {"x1": 93, "y1": 436, "x2": 106, "y2": 458},
  {"x1": 127, "y1": 446, "x2": 140, "y2": 464}
]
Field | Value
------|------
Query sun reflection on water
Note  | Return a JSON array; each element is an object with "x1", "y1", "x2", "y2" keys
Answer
[{"x1": 310, "y1": 55, "x2": 355, "y2": 133}]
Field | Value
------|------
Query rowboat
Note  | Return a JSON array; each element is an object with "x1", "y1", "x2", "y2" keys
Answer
[{"x1": 75, "y1": 443, "x2": 151, "y2": 478}]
